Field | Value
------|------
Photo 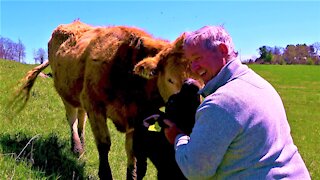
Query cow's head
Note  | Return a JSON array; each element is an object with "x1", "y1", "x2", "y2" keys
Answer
[{"x1": 134, "y1": 33, "x2": 203, "y2": 102}]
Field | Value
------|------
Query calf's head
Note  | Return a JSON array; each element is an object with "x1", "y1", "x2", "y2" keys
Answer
[
  {"x1": 164, "y1": 78, "x2": 201, "y2": 134},
  {"x1": 142, "y1": 78, "x2": 201, "y2": 134},
  {"x1": 134, "y1": 33, "x2": 203, "y2": 102}
]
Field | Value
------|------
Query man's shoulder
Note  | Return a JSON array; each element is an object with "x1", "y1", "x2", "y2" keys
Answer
[{"x1": 200, "y1": 88, "x2": 242, "y2": 114}]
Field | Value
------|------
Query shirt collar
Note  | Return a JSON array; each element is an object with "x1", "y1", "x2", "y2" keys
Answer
[{"x1": 199, "y1": 59, "x2": 249, "y2": 97}]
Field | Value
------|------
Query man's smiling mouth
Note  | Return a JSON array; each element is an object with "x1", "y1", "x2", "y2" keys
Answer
[{"x1": 199, "y1": 70, "x2": 206, "y2": 76}]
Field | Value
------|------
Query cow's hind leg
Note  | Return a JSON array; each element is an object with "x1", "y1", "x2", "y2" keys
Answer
[
  {"x1": 77, "y1": 108, "x2": 87, "y2": 149},
  {"x1": 85, "y1": 106, "x2": 112, "y2": 180},
  {"x1": 63, "y1": 101, "x2": 84, "y2": 156}
]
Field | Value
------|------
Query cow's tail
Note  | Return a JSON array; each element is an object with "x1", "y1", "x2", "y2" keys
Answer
[{"x1": 7, "y1": 61, "x2": 50, "y2": 115}]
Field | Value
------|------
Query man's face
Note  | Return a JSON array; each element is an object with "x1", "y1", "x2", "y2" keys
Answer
[{"x1": 185, "y1": 46, "x2": 226, "y2": 84}]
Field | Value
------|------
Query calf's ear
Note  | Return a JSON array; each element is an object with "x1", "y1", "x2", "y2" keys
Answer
[
  {"x1": 172, "y1": 33, "x2": 185, "y2": 52},
  {"x1": 133, "y1": 56, "x2": 159, "y2": 79},
  {"x1": 133, "y1": 33, "x2": 186, "y2": 79},
  {"x1": 133, "y1": 36, "x2": 168, "y2": 79}
]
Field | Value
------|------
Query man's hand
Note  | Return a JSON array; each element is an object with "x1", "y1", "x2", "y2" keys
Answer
[{"x1": 164, "y1": 119, "x2": 184, "y2": 144}]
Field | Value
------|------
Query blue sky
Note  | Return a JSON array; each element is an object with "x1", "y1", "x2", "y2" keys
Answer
[{"x1": 1, "y1": 0, "x2": 320, "y2": 64}]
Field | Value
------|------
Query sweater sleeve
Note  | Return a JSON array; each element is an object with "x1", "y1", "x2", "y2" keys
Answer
[{"x1": 174, "y1": 99, "x2": 242, "y2": 179}]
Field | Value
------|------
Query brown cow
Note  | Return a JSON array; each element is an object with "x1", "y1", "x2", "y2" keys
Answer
[{"x1": 13, "y1": 20, "x2": 170, "y2": 179}]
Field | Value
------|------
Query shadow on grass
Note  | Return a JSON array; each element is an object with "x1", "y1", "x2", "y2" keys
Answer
[{"x1": 0, "y1": 132, "x2": 86, "y2": 179}]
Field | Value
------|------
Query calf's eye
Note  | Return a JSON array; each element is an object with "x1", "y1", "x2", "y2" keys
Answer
[{"x1": 168, "y1": 78, "x2": 174, "y2": 84}]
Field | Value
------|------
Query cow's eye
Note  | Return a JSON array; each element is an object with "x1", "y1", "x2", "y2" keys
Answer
[{"x1": 168, "y1": 78, "x2": 174, "y2": 84}]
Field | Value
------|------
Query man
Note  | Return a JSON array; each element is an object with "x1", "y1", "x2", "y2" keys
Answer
[{"x1": 164, "y1": 26, "x2": 311, "y2": 179}]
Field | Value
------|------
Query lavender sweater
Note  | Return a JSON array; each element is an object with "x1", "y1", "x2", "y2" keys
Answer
[{"x1": 174, "y1": 59, "x2": 310, "y2": 179}]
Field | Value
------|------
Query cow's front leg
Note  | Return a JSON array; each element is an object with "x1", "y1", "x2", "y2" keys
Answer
[
  {"x1": 131, "y1": 127, "x2": 148, "y2": 180},
  {"x1": 87, "y1": 108, "x2": 112, "y2": 180}
]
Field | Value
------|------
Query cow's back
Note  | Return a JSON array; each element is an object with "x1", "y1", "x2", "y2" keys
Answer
[{"x1": 48, "y1": 21, "x2": 95, "y2": 107}]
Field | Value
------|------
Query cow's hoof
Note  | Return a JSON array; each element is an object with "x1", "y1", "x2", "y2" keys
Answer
[{"x1": 72, "y1": 146, "x2": 84, "y2": 158}]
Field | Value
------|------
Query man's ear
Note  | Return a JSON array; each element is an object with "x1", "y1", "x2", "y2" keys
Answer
[
  {"x1": 218, "y1": 43, "x2": 228, "y2": 56},
  {"x1": 133, "y1": 57, "x2": 159, "y2": 79}
]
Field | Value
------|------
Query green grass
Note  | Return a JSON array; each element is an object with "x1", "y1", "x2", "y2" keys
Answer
[
  {"x1": 0, "y1": 59, "x2": 319, "y2": 179},
  {"x1": 249, "y1": 64, "x2": 320, "y2": 179}
]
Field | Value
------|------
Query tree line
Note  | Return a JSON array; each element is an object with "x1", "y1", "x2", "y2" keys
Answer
[
  {"x1": 0, "y1": 36, "x2": 26, "y2": 63},
  {"x1": 0, "y1": 36, "x2": 47, "y2": 64},
  {"x1": 1, "y1": 35, "x2": 319, "y2": 65},
  {"x1": 250, "y1": 42, "x2": 320, "y2": 65}
]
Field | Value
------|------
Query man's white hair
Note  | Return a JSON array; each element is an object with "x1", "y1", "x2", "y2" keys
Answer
[{"x1": 184, "y1": 26, "x2": 238, "y2": 59}]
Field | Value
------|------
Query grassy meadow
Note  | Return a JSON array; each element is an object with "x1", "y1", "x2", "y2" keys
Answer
[{"x1": 0, "y1": 59, "x2": 319, "y2": 179}]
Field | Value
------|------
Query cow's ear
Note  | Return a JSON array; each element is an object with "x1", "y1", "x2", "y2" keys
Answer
[
  {"x1": 134, "y1": 56, "x2": 159, "y2": 79},
  {"x1": 172, "y1": 33, "x2": 185, "y2": 52}
]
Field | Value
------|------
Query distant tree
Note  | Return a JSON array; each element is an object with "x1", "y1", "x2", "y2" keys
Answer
[
  {"x1": 0, "y1": 36, "x2": 26, "y2": 62},
  {"x1": 283, "y1": 45, "x2": 296, "y2": 64},
  {"x1": 0, "y1": 36, "x2": 15, "y2": 60},
  {"x1": 272, "y1": 46, "x2": 284, "y2": 55},
  {"x1": 257, "y1": 46, "x2": 273, "y2": 64},
  {"x1": 272, "y1": 54, "x2": 286, "y2": 65},
  {"x1": 16, "y1": 39, "x2": 26, "y2": 63},
  {"x1": 311, "y1": 42, "x2": 320, "y2": 56},
  {"x1": 308, "y1": 44, "x2": 320, "y2": 65},
  {"x1": 33, "y1": 48, "x2": 47, "y2": 64},
  {"x1": 296, "y1": 44, "x2": 310, "y2": 64},
  {"x1": 283, "y1": 44, "x2": 312, "y2": 64}
]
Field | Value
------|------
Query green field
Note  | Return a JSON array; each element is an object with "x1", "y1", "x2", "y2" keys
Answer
[{"x1": 0, "y1": 59, "x2": 319, "y2": 179}]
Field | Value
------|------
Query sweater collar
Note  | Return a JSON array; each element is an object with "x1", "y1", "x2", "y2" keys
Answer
[{"x1": 199, "y1": 59, "x2": 249, "y2": 97}]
